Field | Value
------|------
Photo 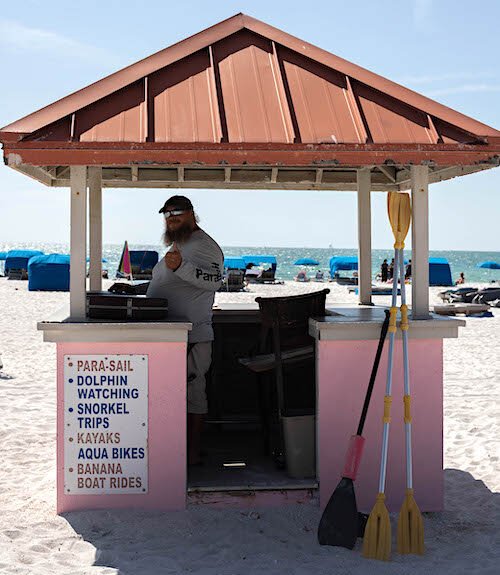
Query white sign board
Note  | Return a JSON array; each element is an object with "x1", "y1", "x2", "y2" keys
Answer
[{"x1": 64, "y1": 354, "x2": 148, "y2": 494}]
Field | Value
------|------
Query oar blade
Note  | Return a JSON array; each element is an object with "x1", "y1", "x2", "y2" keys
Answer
[
  {"x1": 318, "y1": 477, "x2": 358, "y2": 549},
  {"x1": 362, "y1": 493, "x2": 391, "y2": 561},
  {"x1": 397, "y1": 489, "x2": 424, "y2": 554}
]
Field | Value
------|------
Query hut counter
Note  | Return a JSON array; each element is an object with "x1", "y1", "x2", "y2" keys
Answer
[
  {"x1": 38, "y1": 310, "x2": 191, "y2": 513},
  {"x1": 310, "y1": 306, "x2": 465, "y2": 512},
  {"x1": 38, "y1": 303, "x2": 465, "y2": 513}
]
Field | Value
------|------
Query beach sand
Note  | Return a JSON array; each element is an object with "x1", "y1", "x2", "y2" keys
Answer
[{"x1": 0, "y1": 279, "x2": 498, "y2": 574}]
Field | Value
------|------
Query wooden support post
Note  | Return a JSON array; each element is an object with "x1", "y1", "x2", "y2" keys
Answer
[
  {"x1": 88, "y1": 167, "x2": 102, "y2": 293},
  {"x1": 411, "y1": 165, "x2": 430, "y2": 318},
  {"x1": 357, "y1": 169, "x2": 372, "y2": 305},
  {"x1": 70, "y1": 166, "x2": 88, "y2": 319}
]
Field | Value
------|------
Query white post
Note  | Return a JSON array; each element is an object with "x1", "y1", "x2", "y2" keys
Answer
[
  {"x1": 70, "y1": 166, "x2": 87, "y2": 319},
  {"x1": 88, "y1": 167, "x2": 103, "y2": 292},
  {"x1": 357, "y1": 169, "x2": 372, "y2": 305},
  {"x1": 411, "y1": 165, "x2": 430, "y2": 318}
]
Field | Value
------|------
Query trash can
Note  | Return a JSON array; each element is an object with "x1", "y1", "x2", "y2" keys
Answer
[{"x1": 282, "y1": 412, "x2": 316, "y2": 478}]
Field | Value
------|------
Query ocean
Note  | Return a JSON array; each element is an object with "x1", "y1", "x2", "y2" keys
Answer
[{"x1": 0, "y1": 241, "x2": 499, "y2": 284}]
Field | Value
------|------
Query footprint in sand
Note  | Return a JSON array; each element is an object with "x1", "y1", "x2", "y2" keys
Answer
[{"x1": 3, "y1": 529, "x2": 23, "y2": 540}]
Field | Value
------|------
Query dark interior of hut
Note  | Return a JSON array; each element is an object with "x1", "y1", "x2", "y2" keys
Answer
[{"x1": 187, "y1": 310, "x2": 318, "y2": 492}]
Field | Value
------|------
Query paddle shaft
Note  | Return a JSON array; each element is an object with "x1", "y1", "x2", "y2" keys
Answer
[
  {"x1": 356, "y1": 309, "x2": 391, "y2": 436},
  {"x1": 399, "y1": 249, "x2": 414, "y2": 489},
  {"x1": 378, "y1": 248, "x2": 400, "y2": 494}
]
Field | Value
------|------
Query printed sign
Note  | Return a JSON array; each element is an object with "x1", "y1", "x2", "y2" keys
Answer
[{"x1": 64, "y1": 354, "x2": 148, "y2": 494}]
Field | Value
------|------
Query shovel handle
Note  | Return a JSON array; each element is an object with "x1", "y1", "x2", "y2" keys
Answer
[
  {"x1": 342, "y1": 434, "x2": 366, "y2": 480},
  {"x1": 356, "y1": 309, "x2": 390, "y2": 436}
]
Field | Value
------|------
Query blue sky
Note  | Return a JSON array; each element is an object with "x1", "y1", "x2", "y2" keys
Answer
[{"x1": 0, "y1": 0, "x2": 499, "y2": 250}]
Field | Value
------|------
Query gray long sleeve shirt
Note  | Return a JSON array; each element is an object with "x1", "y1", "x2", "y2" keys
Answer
[{"x1": 146, "y1": 229, "x2": 223, "y2": 342}]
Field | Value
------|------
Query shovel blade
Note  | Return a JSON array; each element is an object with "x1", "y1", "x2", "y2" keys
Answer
[{"x1": 318, "y1": 477, "x2": 358, "y2": 549}]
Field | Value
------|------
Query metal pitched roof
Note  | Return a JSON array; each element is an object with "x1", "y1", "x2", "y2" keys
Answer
[
  {"x1": 1, "y1": 13, "x2": 499, "y2": 144},
  {"x1": 1, "y1": 14, "x2": 499, "y2": 192}
]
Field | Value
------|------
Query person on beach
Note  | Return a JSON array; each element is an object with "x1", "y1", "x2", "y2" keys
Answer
[
  {"x1": 405, "y1": 259, "x2": 412, "y2": 280},
  {"x1": 314, "y1": 269, "x2": 324, "y2": 282},
  {"x1": 388, "y1": 258, "x2": 394, "y2": 280},
  {"x1": 455, "y1": 272, "x2": 465, "y2": 285},
  {"x1": 147, "y1": 195, "x2": 223, "y2": 465},
  {"x1": 381, "y1": 259, "x2": 388, "y2": 282}
]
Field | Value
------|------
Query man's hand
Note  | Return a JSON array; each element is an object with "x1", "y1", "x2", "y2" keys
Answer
[{"x1": 165, "y1": 242, "x2": 182, "y2": 271}]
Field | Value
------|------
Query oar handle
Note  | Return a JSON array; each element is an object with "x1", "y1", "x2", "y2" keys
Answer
[{"x1": 356, "y1": 309, "x2": 390, "y2": 436}]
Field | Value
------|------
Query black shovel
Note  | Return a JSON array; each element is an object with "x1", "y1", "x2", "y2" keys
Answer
[{"x1": 318, "y1": 309, "x2": 390, "y2": 549}]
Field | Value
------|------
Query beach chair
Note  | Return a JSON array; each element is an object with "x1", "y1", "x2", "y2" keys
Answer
[
  {"x1": 222, "y1": 269, "x2": 246, "y2": 292},
  {"x1": 238, "y1": 289, "x2": 329, "y2": 460},
  {"x1": 472, "y1": 287, "x2": 500, "y2": 304},
  {"x1": 255, "y1": 268, "x2": 276, "y2": 284},
  {"x1": 8, "y1": 269, "x2": 28, "y2": 280}
]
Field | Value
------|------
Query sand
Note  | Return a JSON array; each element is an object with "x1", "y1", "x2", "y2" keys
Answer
[{"x1": 0, "y1": 278, "x2": 498, "y2": 574}]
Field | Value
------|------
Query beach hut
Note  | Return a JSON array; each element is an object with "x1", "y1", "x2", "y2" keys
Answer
[
  {"x1": 28, "y1": 254, "x2": 70, "y2": 291},
  {"x1": 329, "y1": 256, "x2": 359, "y2": 284},
  {"x1": 5, "y1": 249, "x2": 44, "y2": 278},
  {"x1": 223, "y1": 257, "x2": 247, "y2": 270},
  {"x1": 130, "y1": 250, "x2": 159, "y2": 279},
  {"x1": 1, "y1": 14, "x2": 498, "y2": 516},
  {"x1": 221, "y1": 257, "x2": 247, "y2": 291},
  {"x1": 429, "y1": 258, "x2": 453, "y2": 286}
]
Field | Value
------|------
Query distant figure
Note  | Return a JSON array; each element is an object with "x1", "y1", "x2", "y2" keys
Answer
[
  {"x1": 455, "y1": 272, "x2": 465, "y2": 285},
  {"x1": 381, "y1": 259, "x2": 388, "y2": 282},
  {"x1": 388, "y1": 258, "x2": 395, "y2": 280},
  {"x1": 405, "y1": 259, "x2": 412, "y2": 280},
  {"x1": 314, "y1": 269, "x2": 324, "y2": 282},
  {"x1": 294, "y1": 269, "x2": 309, "y2": 282},
  {"x1": 245, "y1": 263, "x2": 260, "y2": 280}
]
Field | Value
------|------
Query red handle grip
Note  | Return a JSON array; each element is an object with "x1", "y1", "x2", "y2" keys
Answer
[{"x1": 342, "y1": 435, "x2": 365, "y2": 480}]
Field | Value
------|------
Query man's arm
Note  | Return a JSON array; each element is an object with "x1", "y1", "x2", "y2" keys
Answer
[
  {"x1": 175, "y1": 240, "x2": 223, "y2": 292},
  {"x1": 175, "y1": 258, "x2": 223, "y2": 292}
]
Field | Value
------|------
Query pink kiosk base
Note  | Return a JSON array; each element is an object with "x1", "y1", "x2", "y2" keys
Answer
[{"x1": 39, "y1": 306, "x2": 463, "y2": 513}]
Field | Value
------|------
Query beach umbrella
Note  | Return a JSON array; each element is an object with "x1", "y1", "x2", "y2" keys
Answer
[
  {"x1": 478, "y1": 261, "x2": 500, "y2": 269},
  {"x1": 363, "y1": 192, "x2": 423, "y2": 560},
  {"x1": 294, "y1": 257, "x2": 319, "y2": 266}
]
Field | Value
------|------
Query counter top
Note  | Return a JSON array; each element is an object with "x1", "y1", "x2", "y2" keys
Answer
[
  {"x1": 309, "y1": 305, "x2": 465, "y2": 340},
  {"x1": 38, "y1": 305, "x2": 192, "y2": 343},
  {"x1": 38, "y1": 302, "x2": 465, "y2": 342}
]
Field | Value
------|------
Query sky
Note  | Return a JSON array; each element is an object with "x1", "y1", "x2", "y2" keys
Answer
[{"x1": 0, "y1": 0, "x2": 499, "y2": 250}]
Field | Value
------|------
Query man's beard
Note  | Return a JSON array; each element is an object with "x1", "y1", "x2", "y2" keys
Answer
[{"x1": 163, "y1": 221, "x2": 194, "y2": 245}]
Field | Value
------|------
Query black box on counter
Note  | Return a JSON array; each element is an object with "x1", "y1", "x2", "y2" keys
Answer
[{"x1": 86, "y1": 292, "x2": 168, "y2": 321}]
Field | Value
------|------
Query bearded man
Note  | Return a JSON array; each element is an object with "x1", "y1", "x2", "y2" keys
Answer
[{"x1": 147, "y1": 195, "x2": 223, "y2": 465}]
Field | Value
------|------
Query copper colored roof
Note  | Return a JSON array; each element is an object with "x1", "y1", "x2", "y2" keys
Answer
[{"x1": 1, "y1": 13, "x2": 499, "y2": 190}]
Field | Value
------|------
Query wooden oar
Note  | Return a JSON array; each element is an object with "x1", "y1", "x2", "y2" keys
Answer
[
  {"x1": 317, "y1": 309, "x2": 390, "y2": 549},
  {"x1": 396, "y1": 248, "x2": 424, "y2": 554},
  {"x1": 363, "y1": 192, "x2": 412, "y2": 561}
]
